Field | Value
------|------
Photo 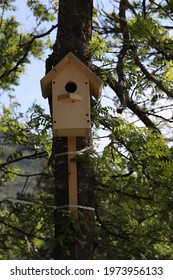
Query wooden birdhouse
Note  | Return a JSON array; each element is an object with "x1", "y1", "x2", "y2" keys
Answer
[{"x1": 40, "y1": 52, "x2": 103, "y2": 136}]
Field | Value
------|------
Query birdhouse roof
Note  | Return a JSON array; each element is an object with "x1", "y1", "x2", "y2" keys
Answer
[{"x1": 40, "y1": 52, "x2": 103, "y2": 99}]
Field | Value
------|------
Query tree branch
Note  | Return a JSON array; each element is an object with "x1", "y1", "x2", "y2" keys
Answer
[
  {"x1": 95, "y1": 207, "x2": 131, "y2": 241},
  {"x1": 116, "y1": 0, "x2": 129, "y2": 113},
  {"x1": 134, "y1": 54, "x2": 173, "y2": 98},
  {"x1": 0, "y1": 24, "x2": 58, "y2": 80},
  {"x1": 106, "y1": 75, "x2": 160, "y2": 132},
  {"x1": 0, "y1": 151, "x2": 47, "y2": 168},
  {"x1": 126, "y1": 97, "x2": 161, "y2": 133},
  {"x1": 4, "y1": 170, "x2": 50, "y2": 177},
  {"x1": 0, "y1": 218, "x2": 44, "y2": 240}
]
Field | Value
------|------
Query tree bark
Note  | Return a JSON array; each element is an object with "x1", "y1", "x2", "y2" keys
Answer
[{"x1": 46, "y1": 0, "x2": 95, "y2": 260}]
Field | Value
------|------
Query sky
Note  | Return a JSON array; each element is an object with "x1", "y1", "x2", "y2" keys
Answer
[{"x1": 1, "y1": 0, "x2": 113, "y2": 115}]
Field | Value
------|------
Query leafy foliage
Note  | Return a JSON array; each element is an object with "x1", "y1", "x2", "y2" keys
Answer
[
  {"x1": 27, "y1": 0, "x2": 56, "y2": 22},
  {"x1": 0, "y1": 98, "x2": 56, "y2": 259},
  {"x1": 94, "y1": 115, "x2": 173, "y2": 259},
  {"x1": 1, "y1": 0, "x2": 173, "y2": 260},
  {"x1": 0, "y1": 0, "x2": 55, "y2": 91},
  {"x1": 91, "y1": 0, "x2": 173, "y2": 259}
]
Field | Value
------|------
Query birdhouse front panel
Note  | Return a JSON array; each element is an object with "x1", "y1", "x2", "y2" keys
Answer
[{"x1": 52, "y1": 62, "x2": 91, "y2": 136}]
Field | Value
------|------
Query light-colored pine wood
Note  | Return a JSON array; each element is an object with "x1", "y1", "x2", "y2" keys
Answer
[
  {"x1": 51, "y1": 63, "x2": 91, "y2": 136},
  {"x1": 40, "y1": 52, "x2": 103, "y2": 99},
  {"x1": 40, "y1": 52, "x2": 103, "y2": 137},
  {"x1": 68, "y1": 136, "x2": 78, "y2": 218}
]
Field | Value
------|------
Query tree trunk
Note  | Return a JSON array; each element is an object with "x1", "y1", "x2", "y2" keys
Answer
[{"x1": 45, "y1": 0, "x2": 95, "y2": 260}]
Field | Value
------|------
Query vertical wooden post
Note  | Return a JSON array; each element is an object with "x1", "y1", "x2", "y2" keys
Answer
[{"x1": 68, "y1": 136, "x2": 78, "y2": 218}]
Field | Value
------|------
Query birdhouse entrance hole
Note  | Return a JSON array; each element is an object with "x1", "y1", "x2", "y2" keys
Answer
[
  {"x1": 65, "y1": 82, "x2": 77, "y2": 93},
  {"x1": 58, "y1": 80, "x2": 81, "y2": 102}
]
